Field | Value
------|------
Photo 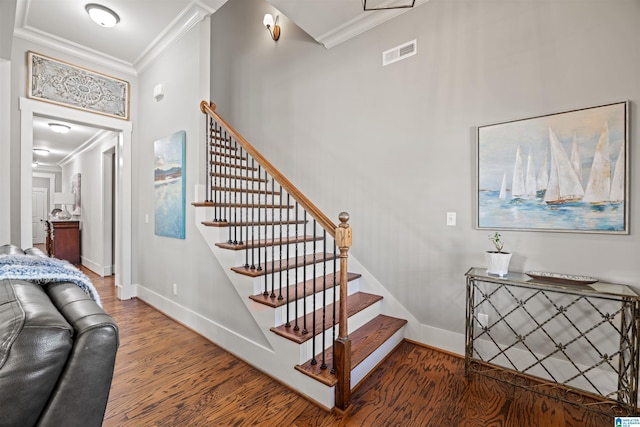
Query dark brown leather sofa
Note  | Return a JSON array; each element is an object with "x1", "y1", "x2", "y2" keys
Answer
[{"x1": 0, "y1": 244, "x2": 119, "y2": 427}]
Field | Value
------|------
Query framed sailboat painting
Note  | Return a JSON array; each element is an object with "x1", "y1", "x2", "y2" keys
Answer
[{"x1": 476, "y1": 101, "x2": 629, "y2": 234}]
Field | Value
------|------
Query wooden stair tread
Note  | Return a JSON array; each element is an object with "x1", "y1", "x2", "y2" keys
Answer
[
  {"x1": 192, "y1": 202, "x2": 294, "y2": 209},
  {"x1": 216, "y1": 235, "x2": 323, "y2": 250},
  {"x1": 231, "y1": 253, "x2": 337, "y2": 277},
  {"x1": 295, "y1": 315, "x2": 407, "y2": 386},
  {"x1": 210, "y1": 186, "x2": 281, "y2": 195},
  {"x1": 270, "y1": 292, "x2": 382, "y2": 344},
  {"x1": 209, "y1": 151, "x2": 245, "y2": 160},
  {"x1": 249, "y1": 272, "x2": 362, "y2": 308},
  {"x1": 199, "y1": 219, "x2": 307, "y2": 228},
  {"x1": 211, "y1": 161, "x2": 257, "y2": 171},
  {"x1": 210, "y1": 172, "x2": 267, "y2": 182}
]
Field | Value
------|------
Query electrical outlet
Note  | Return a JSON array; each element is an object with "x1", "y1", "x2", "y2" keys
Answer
[
  {"x1": 477, "y1": 313, "x2": 489, "y2": 328},
  {"x1": 172, "y1": 283, "x2": 178, "y2": 296},
  {"x1": 446, "y1": 212, "x2": 456, "y2": 226}
]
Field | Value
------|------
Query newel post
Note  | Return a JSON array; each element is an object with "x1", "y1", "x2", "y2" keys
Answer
[{"x1": 334, "y1": 212, "x2": 352, "y2": 411}]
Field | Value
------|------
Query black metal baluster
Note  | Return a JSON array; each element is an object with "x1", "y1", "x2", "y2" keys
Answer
[
  {"x1": 213, "y1": 122, "x2": 220, "y2": 221},
  {"x1": 205, "y1": 116, "x2": 211, "y2": 202},
  {"x1": 285, "y1": 193, "x2": 291, "y2": 328},
  {"x1": 320, "y1": 229, "x2": 327, "y2": 370},
  {"x1": 294, "y1": 201, "x2": 300, "y2": 331},
  {"x1": 302, "y1": 211, "x2": 308, "y2": 335},
  {"x1": 250, "y1": 158, "x2": 256, "y2": 269},
  {"x1": 311, "y1": 219, "x2": 317, "y2": 366},
  {"x1": 221, "y1": 130, "x2": 228, "y2": 223},
  {"x1": 278, "y1": 185, "x2": 284, "y2": 301},
  {"x1": 270, "y1": 177, "x2": 276, "y2": 299},
  {"x1": 231, "y1": 139, "x2": 238, "y2": 245},
  {"x1": 242, "y1": 148, "x2": 250, "y2": 269},
  {"x1": 257, "y1": 165, "x2": 262, "y2": 271},
  {"x1": 237, "y1": 146, "x2": 244, "y2": 246},
  {"x1": 331, "y1": 243, "x2": 337, "y2": 374}
]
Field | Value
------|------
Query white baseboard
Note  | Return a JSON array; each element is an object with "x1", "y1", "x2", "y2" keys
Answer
[
  {"x1": 419, "y1": 323, "x2": 465, "y2": 356},
  {"x1": 81, "y1": 256, "x2": 112, "y2": 276}
]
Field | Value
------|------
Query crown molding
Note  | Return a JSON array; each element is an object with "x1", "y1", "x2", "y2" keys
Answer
[
  {"x1": 14, "y1": 0, "x2": 218, "y2": 76},
  {"x1": 13, "y1": 26, "x2": 137, "y2": 75},
  {"x1": 134, "y1": 1, "x2": 215, "y2": 73},
  {"x1": 317, "y1": 0, "x2": 429, "y2": 49}
]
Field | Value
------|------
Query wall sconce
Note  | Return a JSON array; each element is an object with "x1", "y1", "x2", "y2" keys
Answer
[
  {"x1": 153, "y1": 84, "x2": 164, "y2": 101},
  {"x1": 263, "y1": 13, "x2": 280, "y2": 41}
]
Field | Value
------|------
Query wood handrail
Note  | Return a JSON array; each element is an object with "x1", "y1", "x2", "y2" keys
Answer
[{"x1": 200, "y1": 100, "x2": 337, "y2": 237}]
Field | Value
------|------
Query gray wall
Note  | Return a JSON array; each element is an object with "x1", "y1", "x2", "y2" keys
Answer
[
  {"x1": 135, "y1": 18, "x2": 269, "y2": 345},
  {"x1": 211, "y1": 0, "x2": 640, "y2": 337}
]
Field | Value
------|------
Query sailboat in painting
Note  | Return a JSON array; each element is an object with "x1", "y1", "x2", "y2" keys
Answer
[
  {"x1": 511, "y1": 146, "x2": 525, "y2": 199},
  {"x1": 536, "y1": 151, "x2": 549, "y2": 197},
  {"x1": 583, "y1": 122, "x2": 612, "y2": 204},
  {"x1": 525, "y1": 148, "x2": 537, "y2": 198},
  {"x1": 570, "y1": 134, "x2": 582, "y2": 183},
  {"x1": 499, "y1": 172, "x2": 508, "y2": 200},
  {"x1": 544, "y1": 128, "x2": 584, "y2": 205},
  {"x1": 610, "y1": 141, "x2": 625, "y2": 203}
]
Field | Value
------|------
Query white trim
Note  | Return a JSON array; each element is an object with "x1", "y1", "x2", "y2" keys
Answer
[
  {"x1": 316, "y1": 0, "x2": 430, "y2": 49},
  {"x1": 0, "y1": 61, "x2": 11, "y2": 243},
  {"x1": 19, "y1": 97, "x2": 135, "y2": 300},
  {"x1": 135, "y1": 2, "x2": 215, "y2": 73}
]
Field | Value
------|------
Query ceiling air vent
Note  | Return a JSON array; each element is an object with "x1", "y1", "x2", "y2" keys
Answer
[{"x1": 382, "y1": 39, "x2": 417, "y2": 66}]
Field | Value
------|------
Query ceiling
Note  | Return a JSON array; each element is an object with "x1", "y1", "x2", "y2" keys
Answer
[{"x1": 16, "y1": 0, "x2": 426, "y2": 172}]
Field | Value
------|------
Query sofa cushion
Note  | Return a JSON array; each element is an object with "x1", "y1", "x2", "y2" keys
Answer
[{"x1": 0, "y1": 279, "x2": 73, "y2": 427}]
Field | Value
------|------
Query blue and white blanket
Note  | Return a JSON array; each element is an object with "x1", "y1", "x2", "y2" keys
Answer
[{"x1": 0, "y1": 254, "x2": 101, "y2": 307}]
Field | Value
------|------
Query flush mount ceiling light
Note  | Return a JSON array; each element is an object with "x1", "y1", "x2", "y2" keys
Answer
[
  {"x1": 263, "y1": 13, "x2": 280, "y2": 41},
  {"x1": 363, "y1": 0, "x2": 416, "y2": 11},
  {"x1": 48, "y1": 123, "x2": 71, "y2": 134},
  {"x1": 33, "y1": 148, "x2": 50, "y2": 156},
  {"x1": 85, "y1": 3, "x2": 120, "y2": 28}
]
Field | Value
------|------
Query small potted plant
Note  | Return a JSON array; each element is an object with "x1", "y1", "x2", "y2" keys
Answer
[{"x1": 486, "y1": 232, "x2": 511, "y2": 277}]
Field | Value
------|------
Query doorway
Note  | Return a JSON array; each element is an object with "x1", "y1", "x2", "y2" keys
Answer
[
  {"x1": 20, "y1": 97, "x2": 134, "y2": 299},
  {"x1": 32, "y1": 187, "x2": 48, "y2": 245}
]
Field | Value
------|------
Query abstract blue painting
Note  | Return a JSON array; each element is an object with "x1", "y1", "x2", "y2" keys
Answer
[
  {"x1": 154, "y1": 130, "x2": 186, "y2": 239},
  {"x1": 477, "y1": 102, "x2": 628, "y2": 234}
]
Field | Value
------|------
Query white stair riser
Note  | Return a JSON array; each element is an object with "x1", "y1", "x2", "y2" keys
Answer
[
  {"x1": 351, "y1": 326, "x2": 405, "y2": 390},
  {"x1": 295, "y1": 300, "x2": 382, "y2": 364},
  {"x1": 243, "y1": 265, "x2": 341, "y2": 293},
  {"x1": 272, "y1": 280, "x2": 361, "y2": 327}
]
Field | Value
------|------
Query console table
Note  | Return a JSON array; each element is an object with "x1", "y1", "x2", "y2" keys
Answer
[
  {"x1": 465, "y1": 267, "x2": 640, "y2": 416},
  {"x1": 45, "y1": 220, "x2": 81, "y2": 264}
]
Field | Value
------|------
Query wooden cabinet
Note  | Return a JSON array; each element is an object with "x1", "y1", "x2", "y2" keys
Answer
[{"x1": 46, "y1": 220, "x2": 81, "y2": 264}]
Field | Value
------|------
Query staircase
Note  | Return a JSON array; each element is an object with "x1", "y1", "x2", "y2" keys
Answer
[{"x1": 193, "y1": 101, "x2": 412, "y2": 410}]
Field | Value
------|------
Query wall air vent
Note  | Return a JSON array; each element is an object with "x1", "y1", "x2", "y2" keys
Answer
[{"x1": 382, "y1": 39, "x2": 417, "y2": 66}]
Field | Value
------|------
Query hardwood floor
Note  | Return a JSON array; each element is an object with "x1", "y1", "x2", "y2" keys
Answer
[{"x1": 85, "y1": 269, "x2": 611, "y2": 426}]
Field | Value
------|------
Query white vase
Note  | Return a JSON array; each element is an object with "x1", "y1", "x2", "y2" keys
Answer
[{"x1": 486, "y1": 252, "x2": 512, "y2": 277}]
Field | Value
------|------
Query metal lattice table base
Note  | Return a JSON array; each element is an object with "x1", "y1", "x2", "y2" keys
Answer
[{"x1": 465, "y1": 268, "x2": 640, "y2": 416}]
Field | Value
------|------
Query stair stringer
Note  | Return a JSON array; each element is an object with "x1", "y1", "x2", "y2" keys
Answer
[{"x1": 193, "y1": 185, "x2": 421, "y2": 409}]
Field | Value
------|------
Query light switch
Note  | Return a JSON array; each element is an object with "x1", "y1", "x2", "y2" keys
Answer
[{"x1": 446, "y1": 212, "x2": 456, "y2": 226}]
